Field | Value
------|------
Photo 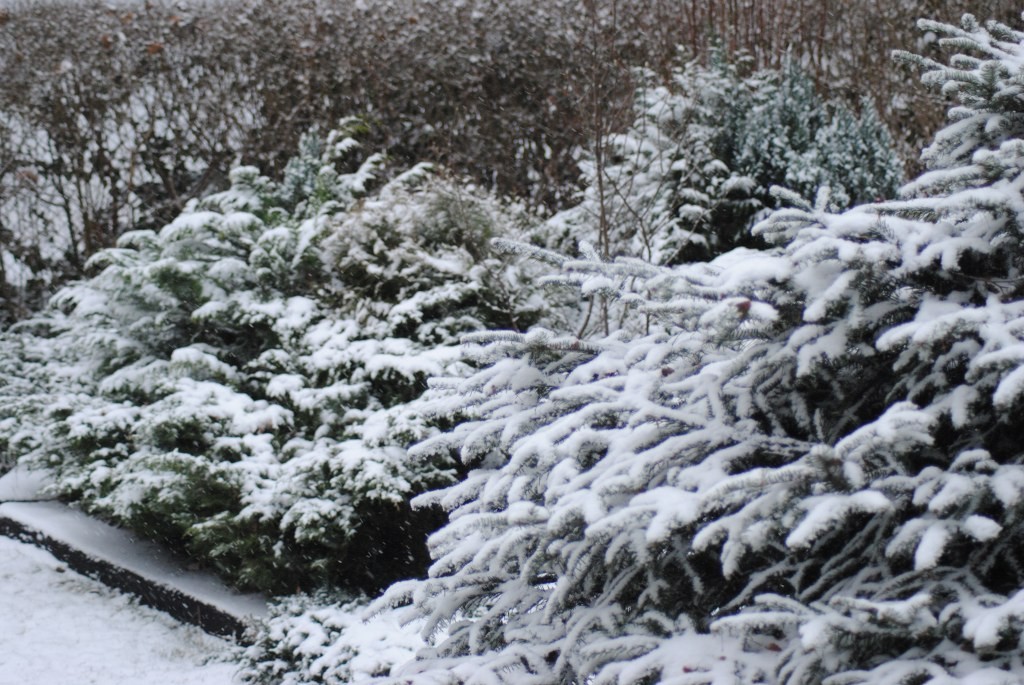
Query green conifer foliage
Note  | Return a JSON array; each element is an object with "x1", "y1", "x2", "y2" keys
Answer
[
  {"x1": 1, "y1": 122, "x2": 554, "y2": 594},
  {"x1": 550, "y1": 57, "x2": 905, "y2": 269},
  {"x1": 307, "y1": 14, "x2": 1024, "y2": 684}
]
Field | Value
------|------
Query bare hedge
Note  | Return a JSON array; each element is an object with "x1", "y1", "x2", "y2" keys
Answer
[{"x1": 0, "y1": 0, "x2": 1019, "y2": 321}]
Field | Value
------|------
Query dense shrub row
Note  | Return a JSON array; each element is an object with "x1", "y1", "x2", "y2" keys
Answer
[
  {"x1": 0, "y1": 50, "x2": 902, "y2": 589},
  {"x1": 244, "y1": 14, "x2": 1024, "y2": 684},
  {"x1": 1, "y1": 0, "x2": 1020, "y2": 323},
  {"x1": 1, "y1": 123, "x2": 565, "y2": 594},
  {"x1": 7, "y1": 6, "x2": 1024, "y2": 685}
]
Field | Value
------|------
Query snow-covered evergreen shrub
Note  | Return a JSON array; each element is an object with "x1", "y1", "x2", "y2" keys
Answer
[
  {"x1": 550, "y1": 57, "x2": 904, "y2": 268},
  {"x1": 239, "y1": 592, "x2": 430, "y2": 685},
  {"x1": 0, "y1": 320, "x2": 82, "y2": 473},
  {"x1": 2, "y1": 121, "x2": 554, "y2": 593},
  {"x1": 267, "y1": 14, "x2": 1024, "y2": 684}
]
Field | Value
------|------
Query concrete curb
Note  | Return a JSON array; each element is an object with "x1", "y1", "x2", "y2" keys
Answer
[
  {"x1": 0, "y1": 465, "x2": 268, "y2": 643},
  {"x1": 0, "y1": 511, "x2": 256, "y2": 642}
]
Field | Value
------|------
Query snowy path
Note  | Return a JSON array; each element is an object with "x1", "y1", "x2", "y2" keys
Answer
[{"x1": 0, "y1": 535, "x2": 240, "y2": 685}]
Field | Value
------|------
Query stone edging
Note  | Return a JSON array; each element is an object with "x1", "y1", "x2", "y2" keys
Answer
[{"x1": 0, "y1": 509, "x2": 258, "y2": 644}]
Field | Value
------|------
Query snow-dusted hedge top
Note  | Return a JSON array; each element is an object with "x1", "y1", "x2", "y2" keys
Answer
[
  {"x1": 0, "y1": 122, "x2": 557, "y2": 593},
  {"x1": 240, "y1": 14, "x2": 1024, "y2": 685}
]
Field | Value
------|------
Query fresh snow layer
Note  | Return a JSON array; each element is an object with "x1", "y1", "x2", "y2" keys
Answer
[
  {"x1": 0, "y1": 535, "x2": 239, "y2": 685},
  {"x1": 0, "y1": 500, "x2": 267, "y2": 620},
  {"x1": 0, "y1": 463, "x2": 53, "y2": 501}
]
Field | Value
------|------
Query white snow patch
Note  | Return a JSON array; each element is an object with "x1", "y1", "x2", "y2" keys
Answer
[
  {"x1": 0, "y1": 463, "x2": 54, "y2": 501},
  {"x1": 786, "y1": 491, "x2": 891, "y2": 549},
  {"x1": 0, "y1": 536, "x2": 238, "y2": 685},
  {"x1": 963, "y1": 515, "x2": 1002, "y2": 542},
  {"x1": 914, "y1": 524, "x2": 950, "y2": 570}
]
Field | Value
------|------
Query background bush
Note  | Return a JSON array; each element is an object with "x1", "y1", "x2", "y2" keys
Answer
[
  {"x1": 1, "y1": 0, "x2": 1021, "y2": 323},
  {"x1": 1, "y1": 124, "x2": 562, "y2": 593}
]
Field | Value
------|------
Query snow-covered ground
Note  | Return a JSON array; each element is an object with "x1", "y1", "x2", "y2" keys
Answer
[{"x1": 0, "y1": 535, "x2": 240, "y2": 685}]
